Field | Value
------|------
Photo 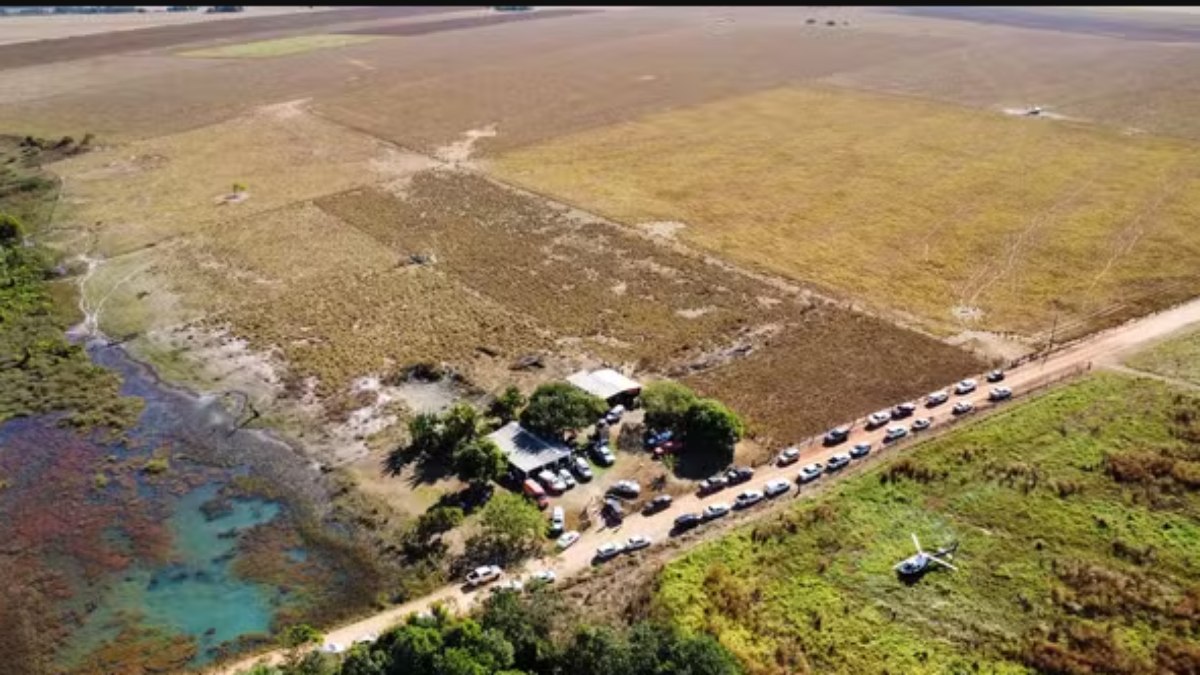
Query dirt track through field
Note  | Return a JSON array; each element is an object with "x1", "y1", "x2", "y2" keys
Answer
[
  {"x1": 213, "y1": 294, "x2": 1200, "y2": 675},
  {"x1": 0, "y1": 6, "x2": 466, "y2": 70}
]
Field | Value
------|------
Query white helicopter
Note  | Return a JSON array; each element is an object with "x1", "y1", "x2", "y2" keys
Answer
[{"x1": 894, "y1": 533, "x2": 958, "y2": 578}]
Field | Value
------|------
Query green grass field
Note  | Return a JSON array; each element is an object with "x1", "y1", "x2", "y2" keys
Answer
[
  {"x1": 652, "y1": 374, "x2": 1200, "y2": 674},
  {"x1": 1126, "y1": 328, "x2": 1200, "y2": 387},
  {"x1": 490, "y1": 86, "x2": 1200, "y2": 338},
  {"x1": 179, "y1": 34, "x2": 379, "y2": 59}
]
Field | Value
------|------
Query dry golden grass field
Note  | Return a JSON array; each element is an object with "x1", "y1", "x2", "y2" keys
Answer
[{"x1": 489, "y1": 86, "x2": 1200, "y2": 338}]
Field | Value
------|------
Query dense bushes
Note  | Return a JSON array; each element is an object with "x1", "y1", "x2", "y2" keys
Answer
[{"x1": 258, "y1": 589, "x2": 741, "y2": 675}]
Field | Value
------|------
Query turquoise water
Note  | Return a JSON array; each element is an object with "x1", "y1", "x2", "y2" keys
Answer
[{"x1": 61, "y1": 483, "x2": 285, "y2": 666}]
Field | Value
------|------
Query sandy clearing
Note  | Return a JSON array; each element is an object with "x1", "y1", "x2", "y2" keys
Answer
[{"x1": 214, "y1": 293, "x2": 1200, "y2": 675}]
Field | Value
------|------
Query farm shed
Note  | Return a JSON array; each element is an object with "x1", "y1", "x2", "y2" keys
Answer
[
  {"x1": 567, "y1": 368, "x2": 642, "y2": 407},
  {"x1": 486, "y1": 421, "x2": 573, "y2": 479}
]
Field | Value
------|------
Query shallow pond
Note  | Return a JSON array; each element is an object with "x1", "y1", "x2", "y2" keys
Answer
[{"x1": 0, "y1": 340, "x2": 368, "y2": 671}]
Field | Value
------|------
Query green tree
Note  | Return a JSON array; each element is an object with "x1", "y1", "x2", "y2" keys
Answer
[
  {"x1": 385, "y1": 621, "x2": 444, "y2": 674},
  {"x1": 280, "y1": 623, "x2": 323, "y2": 649},
  {"x1": 640, "y1": 380, "x2": 699, "y2": 430},
  {"x1": 626, "y1": 622, "x2": 740, "y2": 675},
  {"x1": 440, "y1": 402, "x2": 481, "y2": 456},
  {"x1": 561, "y1": 625, "x2": 632, "y2": 675},
  {"x1": 453, "y1": 438, "x2": 508, "y2": 486},
  {"x1": 407, "y1": 412, "x2": 443, "y2": 456},
  {"x1": 519, "y1": 382, "x2": 606, "y2": 438},
  {"x1": 492, "y1": 385, "x2": 526, "y2": 423},
  {"x1": 338, "y1": 642, "x2": 390, "y2": 675},
  {"x1": 415, "y1": 505, "x2": 465, "y2": 540},
  {"x1": 475, "y1": 491, "x2": 545, "y2": 561},
  {"x1": 478, "y1": 586, "x2": 562, "y2": 671},
  {"x1": 681, "y1": 399, "x2": 745, "y2": 467},
  {"x1": 0, "y1": 213, "x2": 24, "y2": 247}
]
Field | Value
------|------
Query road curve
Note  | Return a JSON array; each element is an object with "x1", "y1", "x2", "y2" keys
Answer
[{"x1": 212, "y1": 295, "x2": 1200, "y2": 674}]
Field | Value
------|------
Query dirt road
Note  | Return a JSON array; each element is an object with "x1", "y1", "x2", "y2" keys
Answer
[{"x1": 213, "y1": 295, "x2": 1200, "y2": 674}]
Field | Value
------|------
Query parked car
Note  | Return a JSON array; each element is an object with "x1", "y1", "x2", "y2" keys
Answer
[
  {"x1": 654, "y1": 438, "x2": 682, "y2": 458},
  {"x1": 602, "y1": 498, "x2": 624, "y2": 523},
  {"x1": 726, "y1": 466, "x2": 754, "y2": 485},
  {"x1": 986, "y1": 369, "x2": 1006, "y2": 383},
  {"x1": 557, "y1": 467, "x2": 577, "y2": 490},
  {"x1": 823, "y1": 425, "x2": 851, "y2": 446},
  {"x1": 954, "y1": 378, "x2": 978, "y2": 395},
  {"x1": 537, "y1": 469, "x2": 567, "y2": 494},
  {"x1": 590, "y1": 444, "x2": 615, "y2": 467},
  {"x1": 642, "y1": 494, "x2": 673, "y2": 515},
  {"x1": 644, "y1": 429, "x2": 674, "y2": 449},
  {"x1": 548, "y1": 506, "x2": 565, "y2": 535},
  {"x1": 465, "y1": 565, "x2": 503, "y2": 587},
  {"x1": 891, "y1": 402, "x2": 917, "y2": 419},
  {"x1": 826, "y1": 454, "x2": 851, "y2": 472},
  {"x1": 883, "y1": 425, "x2": 909, "y2": 442},
  {"x1": 595, "y1": 542, "x2": 624, "y2": 560},
  {"x1": 556, "y1": 530, "x2": 580, "y2": 550},
  {"x1": 673, "y1": 513, "x2": 703, "y2": 532},
  {"x1": 492, "y1": 579, "x2": 524, "y2": 594},
  {"x1": 912, "y1": 417, "x2": 933, "y2": 431},
  {"x1": 926, "y1": 391, "x2": 949, "y2": 407},
  {"x1": 764, "y1": 478, "x2": 792, "y2": 498},
  {"x1": 989, "y1": 386, "x2": 1013, "y2": 401},
  {"x1": 522, "y1": 479, "x2": 549, "y2": 510},
  {"x1": 850, "y1": 442, "x2": 871, "y2": 459},
  {"x1": 797, "y1": 463, "x2": 823, "y2": 483},
  {"x1": 609, "y1": 480, "x2": 640, "y2": 498},
  {"x1": 604, "y1": 404, "x2": 626, "y2": 425},
  {"x1": 777, "y1": 446, "x2": 801, "y2": 466},
  {"x1": 867, "y1": 410, "x2": 892, "y2": 428},
  {"x1": 321, "y1": 642, "x2": 346, "y2": 654},
  {"x1": 572, "y1": 456, "x2": 594, "y2": 481},
  {"x1": 625, "y1": 534, "x2": 652, "y2": 551},
  {"x1": 698, "y1": 475, "x2": 729, "y2": 495},
  {"x1": 703, "y1": 502, "x2": 732, "y2": 520},
  {"x1": 952, "y1": 401, "x2": 974, "y2": 416},
  {"x1": 734, "y1": 490, "x2": 764, "y2": 509},
  {"x1": 529, "y1": 570, "x2": 557, "y2": 585}
]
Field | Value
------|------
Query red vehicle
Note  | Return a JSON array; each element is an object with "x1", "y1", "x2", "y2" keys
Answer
[
  {"x1": 653, "y1": 439, "x2": 682, "y2": 459},
  {"x1": 522, "y1": 479, "x2": 549, "y2": 509}
]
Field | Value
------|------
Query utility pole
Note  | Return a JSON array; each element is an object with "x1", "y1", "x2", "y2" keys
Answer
[{"x1": 1042, "y1": 311, "x2": 1058, "y2": 370}]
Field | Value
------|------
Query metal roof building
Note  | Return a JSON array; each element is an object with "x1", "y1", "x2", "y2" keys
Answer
[
  {"x1": 486, "y1": 421, "x2": 572, "y2": 477},
  {"x1": 566, "y1": 368, "x2": 642, "y2": 404}
]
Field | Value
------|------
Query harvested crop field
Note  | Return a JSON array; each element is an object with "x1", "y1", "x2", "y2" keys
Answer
[
  {"x1": 315, "y1": 170, "x2": 983, "y2": 436},
  {"x1": 0, "y1": 5, "x2": 459, "y2": 70},
  {"x1": 179, "y1": 34, "x2": 380, "y2": 59},
  {"x1": 342, "y1": 9, "x2": 597, "y2": 37},
  {"x1": 315, "y1": 170, "x2": 809, "y2": 372},
  {"x1": 682, "y1": 309, "x2": 984, "y2": 445},
  {"x1": 490, "y1": 86, "x2": 1200, "y2": 339},
  {"x1": 831, "y1": 8, "x2": 1200, "y2": 143},
  {"x1": 316, "y1": 8, "x2": 956, "y2": 156}
]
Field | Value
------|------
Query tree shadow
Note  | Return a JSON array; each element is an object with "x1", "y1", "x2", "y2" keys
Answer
[
  {"x1": 382, "y1": 445, "x2": 456, "y2": 486},
  {"x1": 672, "y1": 451, "x2": 730, "y2": 480},
  {"x1": 434, "y1": 482, "x2": 494, "y2": 516}
]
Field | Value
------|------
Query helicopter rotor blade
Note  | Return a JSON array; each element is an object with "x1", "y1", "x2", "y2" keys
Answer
[
  {"x1": 930, "y1": 556, "x2": 957, "y2": 571},
  {"x1": 911, "y1": 533, "x2": 922, "y2": 554}
]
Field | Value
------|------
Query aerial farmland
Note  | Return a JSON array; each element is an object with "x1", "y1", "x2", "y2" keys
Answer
[{"x1": 1, "y1": 6, "x2": 1199, "y2": 675}]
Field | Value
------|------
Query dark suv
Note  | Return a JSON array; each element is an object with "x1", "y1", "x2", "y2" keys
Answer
[{"x1": 725, "y1": 466, "x2": 754, "y2": 485}]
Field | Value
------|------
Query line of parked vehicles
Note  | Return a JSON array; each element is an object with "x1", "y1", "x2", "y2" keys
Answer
[{"x1": 822, "y1": 371, "x2": 1011, "y2": 448}]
